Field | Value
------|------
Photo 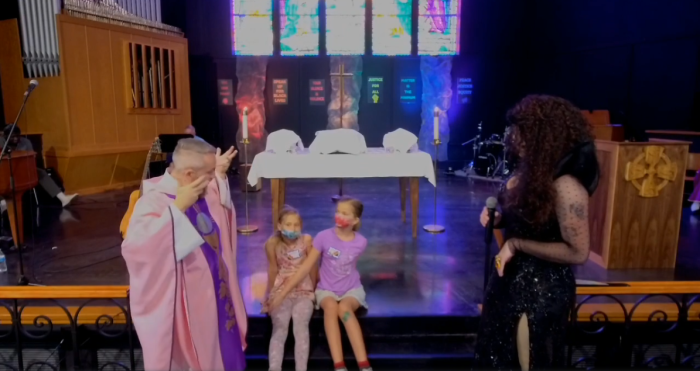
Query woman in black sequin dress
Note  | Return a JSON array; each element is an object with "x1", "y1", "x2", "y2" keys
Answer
[{"x1": 474, "y1": 95, "x2": 599, "y2": 370}]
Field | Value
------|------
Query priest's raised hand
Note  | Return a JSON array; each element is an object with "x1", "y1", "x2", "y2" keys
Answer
[{"x1": 215, "y1": 146, "x2": 238, "y2": 178}]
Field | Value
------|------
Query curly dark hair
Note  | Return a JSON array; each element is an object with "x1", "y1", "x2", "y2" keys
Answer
[{"x1": 504, "y1": 95, "x2": 593, "y2": 228}]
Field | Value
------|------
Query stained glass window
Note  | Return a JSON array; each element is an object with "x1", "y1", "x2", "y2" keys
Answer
[
  {"x1": 418, "y1": 0, "x2": 461, "y2": 55},
  {"x1": 372, "y1": 0, "x2": 413, "y2": 56},
  {"x1": 326, "y1": 0, "x2": 366, "y2": 55},
  {"x1": 232, "y1": 0, "x2": 274, "y2": 56},
  {"x1": 280, "y1": 0, "x2": 320, "y2": 56}
]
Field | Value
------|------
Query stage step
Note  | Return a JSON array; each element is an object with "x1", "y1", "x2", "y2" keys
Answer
[
  {"x1": 245, "y1": 354, "x2": 475, "y2": 370},
  {"x1": 244, "y1": 314, "x2": 477, "y2": 369}
]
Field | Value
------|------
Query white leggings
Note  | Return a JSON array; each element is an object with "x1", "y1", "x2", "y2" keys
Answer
[{"x1": 268, "y1": 297, "x2": 314, "y2": 371}]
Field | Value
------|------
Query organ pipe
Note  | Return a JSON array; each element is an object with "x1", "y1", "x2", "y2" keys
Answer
[{"x1": 16, "y1": 0, "x2": 179, "y2": 78}]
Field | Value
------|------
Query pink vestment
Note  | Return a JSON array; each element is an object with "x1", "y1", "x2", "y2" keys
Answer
[{"x1": 122, "y1": 171, "x2": 247, "y2": 371}]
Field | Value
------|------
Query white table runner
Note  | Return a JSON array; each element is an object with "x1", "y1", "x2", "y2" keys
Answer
[{"x1": 247, "y1": 148, "x2": 436, "y2": 186}]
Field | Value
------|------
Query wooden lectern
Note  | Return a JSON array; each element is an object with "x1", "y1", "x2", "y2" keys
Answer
[
  {"x1": 589, "y1": 140, "x2": 690, "y2": 269},
  {"x1": 0, "y1": 151, "x2": 38, "y2": 248}
]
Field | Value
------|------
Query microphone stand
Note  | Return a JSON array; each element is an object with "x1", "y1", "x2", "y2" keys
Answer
[{"x1": 1, "y1": 90, "x2": 34, "y2": 286}]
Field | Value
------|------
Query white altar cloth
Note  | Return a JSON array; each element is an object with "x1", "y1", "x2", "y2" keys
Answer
[{"x1": 247, "y1": 148, "x2": 436, "y2": 186}]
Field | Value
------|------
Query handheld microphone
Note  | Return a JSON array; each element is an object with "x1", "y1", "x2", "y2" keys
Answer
[
  {"x1": 25, "y1": 80, "x2": 39, "y2": 96},
  {"x1": 484, "y1": 197, "x2": 498, "y2": 244},
  {"x1": 483, "y1": 197, "x2": 498, "y2": 293}
]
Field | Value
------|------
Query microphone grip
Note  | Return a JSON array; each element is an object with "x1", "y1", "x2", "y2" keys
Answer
[
  {"x1": 482, "y1": 207, "x2": 497, "y2": 294},
  {"x1": 484, "y1": 207, "x2": 496, "y2": 245}
]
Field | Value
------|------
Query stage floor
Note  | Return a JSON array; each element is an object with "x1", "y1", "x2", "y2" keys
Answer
[{"x1": 2, "y1": 174, "x2": 699, "y2": 317}]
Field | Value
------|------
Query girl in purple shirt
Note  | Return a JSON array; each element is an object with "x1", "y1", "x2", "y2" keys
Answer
[{"x1": 269, "y1": 196, "x2": 372, "y2": 371}]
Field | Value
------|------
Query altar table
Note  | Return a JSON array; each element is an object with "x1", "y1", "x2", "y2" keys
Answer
[{"x1": 247, "y1": 148, "x2": 437, "y2": 237}]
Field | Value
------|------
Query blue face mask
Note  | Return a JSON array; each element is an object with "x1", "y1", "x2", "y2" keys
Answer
[{"x1": 281, "y1": 229, "x2": 300, "y2": 240}]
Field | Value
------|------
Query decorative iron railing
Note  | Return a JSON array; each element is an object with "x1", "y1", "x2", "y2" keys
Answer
[
  {"x1": 570, "y1": 282, "x2": 700, "y2": 369},
  {"x1": 0, "y1": 286, "x2": 136, "y2": 371},
  {"x1": 0, "y1": 283, "x2": 698, "y2": 370}
]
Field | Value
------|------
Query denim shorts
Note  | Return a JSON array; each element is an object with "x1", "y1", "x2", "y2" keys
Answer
[{"x1": 314, "y1": 286, "x2": 368, "y2": 310}]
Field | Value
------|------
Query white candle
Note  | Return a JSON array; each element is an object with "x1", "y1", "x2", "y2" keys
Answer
[
  {"x1": 242, "y1": 107, "x2": 249, "y2": 140},
  {"x1": 433, "y1": 107, "x2": 440, "y2": 141}
]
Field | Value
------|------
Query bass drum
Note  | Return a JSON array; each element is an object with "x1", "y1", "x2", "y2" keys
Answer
[{"x1": 473, "y1": 141, "x2": 504, "y2": 176}]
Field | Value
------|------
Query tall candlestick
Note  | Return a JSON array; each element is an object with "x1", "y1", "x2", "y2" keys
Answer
[
  {"x1": 242, "y1": 107, "x2": 249, "y2": 140},
  {"x1": 237, "y1": 137, "x2": 258, "y2": 235},
  {"x1": 424, "y1": 138, "x2": 445, "y2": 234},
  {"x1": 433, "y1": 107, "x2": 439, "y2": 141}
]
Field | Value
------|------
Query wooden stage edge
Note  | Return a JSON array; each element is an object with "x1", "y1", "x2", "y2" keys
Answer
[{"x1": 0, "y1": 283, "x2": 699, "y2": 325}]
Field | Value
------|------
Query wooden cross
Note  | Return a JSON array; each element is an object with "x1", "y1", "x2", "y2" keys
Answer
[
  {"x1": 330, "y1": 63, "x2": 354, "y2": 128},
  {"x1": 329, "y1": 63, "x2": 354, "y2": 201}
]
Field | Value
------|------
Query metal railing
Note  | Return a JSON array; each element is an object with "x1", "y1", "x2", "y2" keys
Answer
[
  {"x1": 0, "y1": 283, "x2": 698, "y2": 370},
  {"x1": 0, "y1": 286, "x2": 136, "y2": 371},
  {"x1": 569, "y1": 283, "x2": 700, "y2": 368}
]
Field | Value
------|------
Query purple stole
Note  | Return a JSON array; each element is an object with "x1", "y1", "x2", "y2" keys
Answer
[{"x1": 175, "y1": 196, "x2": 246, "y2": 371}]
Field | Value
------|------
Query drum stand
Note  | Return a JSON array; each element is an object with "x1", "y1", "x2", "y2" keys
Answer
[
  {"x1": 455, "y1": 122, "x2": 482, "y2": 177},
  {"x1": 492, "y1": 157, "x2": 510, "y2": 178}
]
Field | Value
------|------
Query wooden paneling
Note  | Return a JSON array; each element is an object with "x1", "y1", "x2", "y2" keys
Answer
[
  {"x1": 0, "y1": 20, "x2": 69, "y2": 150},
  {"x1": 156, "y1": 115, "x2": 175, "y2": 135},
  {"x1": 588, "y1": 144, "x2": 615, "y2": 262},
  {"x1": 576, "y1": 281, "x2": 700, "y2": 295},
  {"x1": 646, "y1": 130, "x2": 700, "y2": 137},
  {"x1": 688, "y1": 153, "x2": 700, "y2": 172},
  {"x1": 0, "y1": 15, "x2": 192, "y2": 194},
  {"x1": 58, "y1": 15, "x2": 191, "y2": 151},
  {"x1": 592, "y1": 125, "x2": 624, "y2": 141},
  {"x1": 591, "y1": 140, "x2": 689, "y2": 269},
  {"x1": 0, "y1": 285, "x2": 129, "y2": 299},
  {"x1": 86, "y1": 27, "x2": 119, "y2": 146},
  {"x1": 112, "y1": 150, "x2": 149, "y2": 184},
  {"x1": 137, "y1": 114, "x2": 158, "y2": 142},
  {"x1": 113, "y1": 31, "x2": 138, "y2": 143},
  {"x1": 61, "y1": 20, "x2": 95, "y2": 148},
  {"x1": 0, "y1": 20, "x2": 26, "y2": 126},
  {"x1": 582, "y1": 110, "x2": 611, "y2": 126},
  {"x1": 46, "y1": 148, "x2": 147, "y2": 194}
]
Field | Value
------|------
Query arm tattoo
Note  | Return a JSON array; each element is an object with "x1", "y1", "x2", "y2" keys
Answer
[
  {"x1": 513, "y1": 176, "x2": 591, "y2": 265},
  {"x1": 569, "y1": 203, "x2": 586, "y2": 220}
]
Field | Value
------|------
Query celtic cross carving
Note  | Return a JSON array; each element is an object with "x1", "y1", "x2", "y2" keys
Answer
[{"x1": 624, "y1": 145, "x2": 678, "y2": 198}]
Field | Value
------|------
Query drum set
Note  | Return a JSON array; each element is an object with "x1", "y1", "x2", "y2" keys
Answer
[{"x1": 455, "y1": 122, "x2": 513, "y2": 181}]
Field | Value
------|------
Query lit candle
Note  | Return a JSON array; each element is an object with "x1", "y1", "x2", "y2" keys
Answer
[
  {"x1": 433, "y1": 107, "x2": 440, "y2": 141},
  {"x1": 242, "y1": 107, "x2": 249, "y2": 140}
]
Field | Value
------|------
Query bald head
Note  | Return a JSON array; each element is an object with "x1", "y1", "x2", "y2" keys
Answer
[{"x1": 171, "y1": 138, "x2": 216, "y2": 186}]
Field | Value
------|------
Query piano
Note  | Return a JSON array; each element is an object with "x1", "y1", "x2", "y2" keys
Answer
[{"x1": 0, "y1": 151, "x2": 38, "y2": 248}]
